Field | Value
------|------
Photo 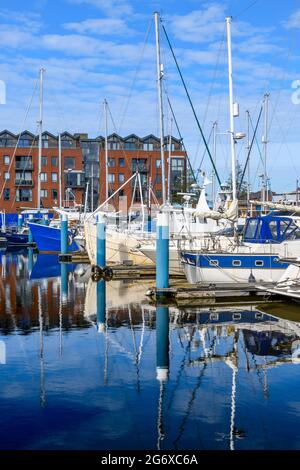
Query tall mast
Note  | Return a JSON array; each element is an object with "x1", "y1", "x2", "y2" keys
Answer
[
  {"x1": 246, "y1": 111, "x2": 250, "y2": 210},
  {"x1": 262, "y1": 93, "x2": 270, "y2": 211},
  {"x1": 226, "y1": 17, "x2": 237, "y2": 202},
  {"x1": 167, "y1": 118, "x2": 172, "y2": 203},
  {"x1": 154, "y1": 11, "x2": 166, "y2": 205},
  {"x1": 212, "y1": 121, "x2": 217, "y2": 209},
  {"x1": 104, "y1": 99, "x2": 109, "y2": 203},
  {"x1": 58, "y1": 133, "x2": 62, "y2": 208},
  {"x1": 37, "y1": 68, "x2": 45, "y2": 211}
]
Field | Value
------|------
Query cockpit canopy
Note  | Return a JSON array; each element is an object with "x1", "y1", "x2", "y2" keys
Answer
[{"x1": 243, "y1": 213, "x2": 300, "y2": 244}]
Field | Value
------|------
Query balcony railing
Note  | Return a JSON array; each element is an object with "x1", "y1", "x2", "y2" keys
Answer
[
  {"x1": 15, "y1": 162, "x2": 34, "y2": 170},
  {"x1": 15, "y1": 179, "x2": 33, "y2": 186}
]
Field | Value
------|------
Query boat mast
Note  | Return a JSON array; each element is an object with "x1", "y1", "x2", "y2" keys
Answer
[
  {"x1": 58, "y1": 133, "x2": 62, "y2": 208},
  {"x1": 104, "y1": 98, "x2": 109, "y2": 204},
  {"x1": 262, "y1": 93, "x2": 270, "y2": 212},
  {"x1": 154, "y1": 11, "x2": 166, "y2": 205},
  {"x1": 226, "y1": 17, "x2": 237, "y2": 203},
  {"x1": 167, "y1": 118, "x2": 172, "y2": 203},
  {"x1": 212, "y1": 121, "x2": 218, "y2": 209},
  {"x1": 37, "y1": 68, "x2": 45, "y2": 211},
  {"x1": 246, "y1": 111, "x2": 251, "y2": 211}
]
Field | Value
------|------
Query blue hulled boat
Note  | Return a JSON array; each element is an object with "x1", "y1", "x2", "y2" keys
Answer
[{"x1": 28, "y1": 222, "x2": 80, "y2": 252}]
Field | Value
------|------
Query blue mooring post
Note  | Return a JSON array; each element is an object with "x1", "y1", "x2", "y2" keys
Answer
[
  {"x1": 17, "y1": 214, "x2": 22, "y2": 232},
  {"x1": 28, "y1": 214, "x2": 34, "y2": 244},
  {"x1": 156, "y1": 305, "x2": 170, "y2": 382},
  {"x1": 96, "y1": 213, "x2": 106, "y2": 268},
  {"x1": 60, "y1": 214, "x2": 68, "y2": 255},
  {"x1": 156, "y1": 212, "x2": 169, "y2": 290}
]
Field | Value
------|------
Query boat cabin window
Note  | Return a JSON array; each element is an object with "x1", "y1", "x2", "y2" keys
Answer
[
  {"x1": 209, "y1": 259, "x2": 219, "y2": 267},
  {"x1": 244, "y1": 219, "x2": 261, "y2": 240},
  {"x1": 232, "y1": 260, "x2": 241, "y2": 267},
  {"x1": 255, "y1": 260, "x2": 264, "y2": 267}
]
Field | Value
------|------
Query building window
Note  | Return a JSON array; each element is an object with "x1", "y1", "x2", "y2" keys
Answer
[
  {"x1": 3, "y1": 155, "x2": 10, "y2": 165},
  {"x1": 108, "y1": 173, "x2": 115, "y2": 183},
  {"x1": 52, "y1": 172, "x2": 58, "y2": 182},
  {"x1": 16, "y1": 189, "x2": 32, "y2": 202},
  {"x1": 124, "y1": 142, "x2": 136, "y2": 150},
  {"x1": 40, "y1": 173, "x2": 47, "y2": 182},
  {"x1": 4, "y1": 171, "x2": 9, "y2": 180},
  {"x1": 108, "y1": 141, "x2": 120, "y2": 150},
  {"x1": 51, "y1": 157, "x2": 58, "y2": 167},
  {"x1": 108, "y1": 158, "x2": 115, "y2": 168},
  {"x1": 119, "y1": 173, "x2": 125, "y2": 184},
  {"x1": 155, "y1": 174, "x2": 162, "y2": 184},
  {"x1": 171, "y1": 157, "x2": 184, "y2": 169},
  {"x1": 119, "y1": 158, "x2": 125, "y2": 167},
  {"x1": 41, "y1": 189, "x2": 48, "y2": 198},
  {"x1": 41, "y1": 156, "x2": 48, "y2": 167},
  {"x1": 143, "y1": 142, "x2": 154, "y2": 151},
  {"x1": 4, "y1": 188, "x2": 10, "y2": 200},
  {"x1": 64, "y1": 157, "x2": 75, "y2": 170},
  {"x1": 156, "y1": 160, "x2": 161, "y2": 168},
  {"x1": 52, "y1": 189, "x2": 58, "y2": 200},
  {"x1": 18, "y1": 139, "x2": 30, "y2": 147}
]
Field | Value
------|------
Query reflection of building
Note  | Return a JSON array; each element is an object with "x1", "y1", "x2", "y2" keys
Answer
[{"x1": 0, "y1": 130, "x2": 187, "y2": 212}]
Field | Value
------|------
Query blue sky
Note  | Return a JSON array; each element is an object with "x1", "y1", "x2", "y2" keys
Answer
[{"x1": 1, "y1": 0, "x2": 300, "y2": 192}]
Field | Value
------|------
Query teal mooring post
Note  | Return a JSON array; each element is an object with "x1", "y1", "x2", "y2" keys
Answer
[
  {"x1": 17, "y1": 214, "x2": 22, "y2": 232},
  {"x1": 44, "y1": 214, "x2": 49, "y2": 226},
  {"x1": 60, "y1": 214, "x2": 68, "y2": 255},
  {"x1": 28, "y1": 214, "x2": 34, "y2": 244},
  {"x1": 96, "y1": 213, "x2": 106, "y2": 268},
  {"x1": 156, "y1": 212, "x2": 169, "y2": 289}
]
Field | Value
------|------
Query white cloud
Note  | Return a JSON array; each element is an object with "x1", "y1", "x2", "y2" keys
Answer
[
  {"x1": 168, "y1": 4, "x2": 227, "y2": 44},
  {"x1": 64, "y1": 18, "x2": 133, "y2": 36},
  {"x1": 0, "y1": 9, "x2": 42, "y2": 32},
  {"x1": 67, "y1": 0, "x2": 133, "y2": 17},
  {"x1": 284, "y1": 10, "x2": 300, "y2": 29}
]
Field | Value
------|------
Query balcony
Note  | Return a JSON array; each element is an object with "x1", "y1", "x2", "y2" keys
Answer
[
  {"x1": 15, "y1": 179, "x2": 33, "y2": 187},
  {"x1": 15, "y1": 162, "x2": 34, "y2": 171},
  {"x1": 132, "y1": 164, "x2": 148, "y2": 173}
]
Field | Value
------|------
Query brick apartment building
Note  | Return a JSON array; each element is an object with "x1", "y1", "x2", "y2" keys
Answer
[{"x1": 0, "y1": 130, "x2": 187, "y2": 213}]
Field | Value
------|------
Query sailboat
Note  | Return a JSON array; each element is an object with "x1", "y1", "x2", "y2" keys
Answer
[{"x1": 181, "y1": 17, "x2": 300, "y2": 285}]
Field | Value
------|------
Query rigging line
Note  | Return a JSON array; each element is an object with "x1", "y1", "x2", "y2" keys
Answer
[
  {"x1": 233, "y1": 0, "x2": 260, "y2": 20},
  {"x1": 195, "y1": 125, "x2": 214, "y2": 182},
  {"x1": 192, "y1": 26, "x2": 226, "y2": 169},
  {"x1": 249, "y1": 112, "x2": 264, "y2": 166},
  {"x1": 238, "y1": 105, "x2": 263, "y2": 193},
  {"x1": 161, "y1": 22, "x2": 221, "y2": 186},
  {"x1": 166, "y1": 94, "x2": 197, "y2": 185},
  {"x1": 0, "y1": 78, "x2": 39, "y2": 200},
  {"x1": 118, "y1": 16, "x2": 153, "y2": 134}
]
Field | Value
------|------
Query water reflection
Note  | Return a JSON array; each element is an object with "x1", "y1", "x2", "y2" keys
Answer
[{"x1": 0, "y1": 252, "x2": 300, "y2": 450}]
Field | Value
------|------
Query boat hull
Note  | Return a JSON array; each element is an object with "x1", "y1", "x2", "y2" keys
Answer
[
  {"x1": 28, "y1": 222, "x2": 79, "y2": 252},
  {"x1": 84, "y1": 222, "x2": 153, "y2": 266},
  {"x1": 182, "y1": 252, "x2": 290, "y2": 285}
]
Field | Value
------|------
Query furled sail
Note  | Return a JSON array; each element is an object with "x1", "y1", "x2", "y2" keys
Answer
[
  {"x1": 194, "y1": 190, "x2": 238, "y2": 222},
  {"x1": 250, "y1": 200, "x2": 300, "y2": 215}
]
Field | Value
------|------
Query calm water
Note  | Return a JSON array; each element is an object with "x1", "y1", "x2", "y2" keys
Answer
[{"x1": 0, "y1": 250, "x2": 300, "y2": 450}]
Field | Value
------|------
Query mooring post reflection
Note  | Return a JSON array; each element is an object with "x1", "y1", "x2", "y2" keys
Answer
[
  {"x1": 96, "y1": 280, "x2": 106, "y2": 332},
  {"x1": 28, "y1": 248, "x2": 34, "y2": 275},
  {"x1": 156, "y1": 305, "x2": 170, "y2": 450},
  {"x1": 60, "y1": 263, "x2": 68, "y2": 301}
]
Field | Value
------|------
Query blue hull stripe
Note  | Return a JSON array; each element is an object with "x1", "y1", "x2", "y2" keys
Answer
[{"x1": 181, "y1": 253, "x2": 289, "y2": 269}]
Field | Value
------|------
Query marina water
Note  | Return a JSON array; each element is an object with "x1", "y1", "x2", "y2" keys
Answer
[{"x1": 0, "y1": 250, "x2": 300, "y2": 450}]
